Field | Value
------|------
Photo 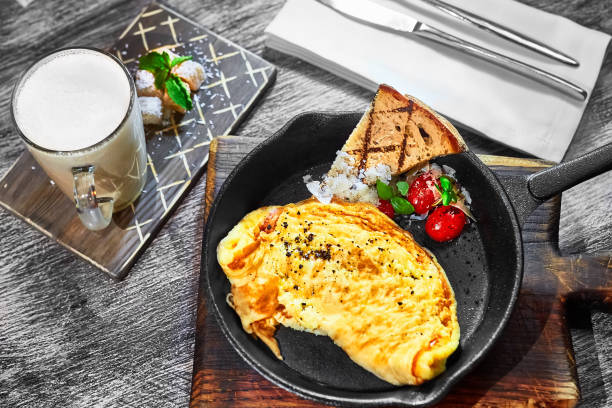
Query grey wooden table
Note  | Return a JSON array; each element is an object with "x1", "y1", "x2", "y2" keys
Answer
[{"x1": 0, "y1": 0, "x2": 610, "y2": 407}]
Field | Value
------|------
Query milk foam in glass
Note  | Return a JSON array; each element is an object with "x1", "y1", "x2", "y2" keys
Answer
[{"x1": 11, "y1": 47, "x2": 147, "y2": 230}]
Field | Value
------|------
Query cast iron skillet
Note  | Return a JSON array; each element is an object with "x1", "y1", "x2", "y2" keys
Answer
[{"x1": 203, "y1": 112, "x2": 612, "y2": 407}]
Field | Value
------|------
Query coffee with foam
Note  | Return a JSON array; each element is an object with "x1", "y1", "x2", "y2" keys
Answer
[
  {"x1": 15, "y1": 49, "x2": 132, "y2": 151},
  {"x1": 12, "y1": 48, "x2": 147, "y2": 215}
]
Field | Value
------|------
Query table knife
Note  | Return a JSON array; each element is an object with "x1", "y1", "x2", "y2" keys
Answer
[
  {"x1": 316, "y1": 0, "x2": 587, "y2": 101},
  {"x1": 417, "y1": 0, "x2": 579, "y2": 66}
]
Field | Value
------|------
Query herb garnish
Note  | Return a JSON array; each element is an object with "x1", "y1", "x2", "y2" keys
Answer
[
  {"x1": 138, "y1": 51, "x2": 193, "y2": 111},
  {"x1": 434, "y1": 175, "x2": 458, "y2": 206},
  {"x1": 396, "y1": 181, "x2": 410, "y2": 196},
  {"x1": 376, "y1": 179, "x2": 393, "y2": 200},
  {"x1": 376, "y1": 179, "x2": 415, "y2": 215},
  {"x1": 390, "y1": 196, "x2": 414, "y2": 214}
]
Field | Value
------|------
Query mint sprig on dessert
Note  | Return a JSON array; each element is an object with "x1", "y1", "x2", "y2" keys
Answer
[{"x1": 139, "y1": 51, "x2": 193, "y2": 111}]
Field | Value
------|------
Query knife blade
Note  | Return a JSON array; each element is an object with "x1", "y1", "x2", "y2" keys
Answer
[{"x1": 318, "y1": 0, "x2": 421, "y2": 33}]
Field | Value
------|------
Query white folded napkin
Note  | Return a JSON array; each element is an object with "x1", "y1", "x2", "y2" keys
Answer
[{"x1": 265, "y1": 0, "x2": 610, "y2": 162}]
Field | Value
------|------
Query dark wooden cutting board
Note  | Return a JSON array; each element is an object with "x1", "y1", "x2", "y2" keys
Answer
[{"x1": 191, "y1": 136, "x2": 612, "y2": 407}]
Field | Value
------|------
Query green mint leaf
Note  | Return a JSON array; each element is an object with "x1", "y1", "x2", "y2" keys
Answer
[
  {"x1": 441, "y1": 191, "x2": 451, "y2": 206},
  {"x1": 165, "y1": 75, "x2": 192, "y2": 111},
  {"x1": 161, "y1": 52, "x2": 172, "y2": 68},
  {"x1": 390, "y1": 196, "x2": 414, "y2": 215},
  {"x1": 170, "y1": 55, "x2": 193, "y2": 68},
  {"x1": 396, "y1": 181, "x2": 410, "y2": 196},
  {"x1": 376, "y1": 179, "x2": 393, "y2": 200},
  {"x1": 153, "y1": 68, "x2": 169, "y2": 90},
  {"x1": 138, "y1": 52, "x2": 167, "y2": 72},
  {"x1": 139, "y1": 51, "x2": 173, "y2": 90},
  {"x1": 439, "y1": 176, "x2": 452, "y2": 192}
]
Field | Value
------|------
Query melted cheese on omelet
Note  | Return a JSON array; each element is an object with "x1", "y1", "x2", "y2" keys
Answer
[{"x1": 217, "y1": 199, "x2": 459, "y2": 385}]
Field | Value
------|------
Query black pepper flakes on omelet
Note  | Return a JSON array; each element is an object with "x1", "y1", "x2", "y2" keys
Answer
[{"x1": 218, "y1": 200, "x2": 459, "y2": 386}]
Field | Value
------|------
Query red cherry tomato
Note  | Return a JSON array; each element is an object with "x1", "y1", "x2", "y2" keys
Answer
[
  {"x1": 425, "y1": 206, "x2": 466, "y2": 242},
  {"x1": 407, "y1": 173, "x2": 441, "y2": 214},
  {"x1": 377, "y1": 199, "x2": 395, "y2": 218}
]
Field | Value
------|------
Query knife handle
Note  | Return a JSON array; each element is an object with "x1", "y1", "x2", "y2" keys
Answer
[
  {"x1": 413, "y1": 23, "x2": 587, "y2": 101},
  {"x1": 419, "y1": 0, "x2": 579, "y2": 66}
]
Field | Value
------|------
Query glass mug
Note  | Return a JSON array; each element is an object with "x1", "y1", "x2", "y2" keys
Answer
[{"x1": 10, "y1": 47, "x2": 147, "y2": 231}]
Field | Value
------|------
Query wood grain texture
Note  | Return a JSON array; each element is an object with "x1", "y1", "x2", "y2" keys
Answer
[
  {"x1": 521, "y1": 0, "x2": 612, "y2": 256},
  {"x1": 559, "y1": 49, "x2": 612, "y2": 256},
  {"x1": 193, "y1": 135, "x2": 612, "y2": 407},
  {"x1": 0, "y1": 0, "x2": 610, "y2": 407}
]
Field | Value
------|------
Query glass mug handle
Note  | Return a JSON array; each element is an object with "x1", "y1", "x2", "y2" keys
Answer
[{"x1": 72, "y1": 165, "x2": 114, "y2": 230}]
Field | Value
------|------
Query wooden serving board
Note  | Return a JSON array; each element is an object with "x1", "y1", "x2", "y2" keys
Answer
[
  {"x1": 0, "y1": 2, "x2": 275, "y2": 280},
  {"x1": 191, "y1": 136, "x2": 612, "y2": 407}
]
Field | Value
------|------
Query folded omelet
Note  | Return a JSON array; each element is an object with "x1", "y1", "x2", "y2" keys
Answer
[{"x1": 217, "y1": 198, "x2": 459, "y2": 385}]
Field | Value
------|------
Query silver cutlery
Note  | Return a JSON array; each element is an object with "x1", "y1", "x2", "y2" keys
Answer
[
  {"x1": 317, "y1": 0, "x2": 587, "y2": 101},
  {"x1": 417, "y1": 0, "x2": 579, "y2": 66}
]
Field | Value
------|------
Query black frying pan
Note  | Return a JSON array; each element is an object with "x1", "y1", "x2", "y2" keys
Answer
[{"x1": 203, "y1": 112, "x2": 612, "y2": 407}]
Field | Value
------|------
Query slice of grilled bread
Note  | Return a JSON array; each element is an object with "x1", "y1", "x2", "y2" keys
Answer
[{"x1": 339, "y1": 84, "x2": 467, "y2": 177}]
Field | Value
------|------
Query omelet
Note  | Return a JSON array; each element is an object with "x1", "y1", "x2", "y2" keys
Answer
[{"x1": 217, "y1": 198, "x2": 459, "y2": 386}]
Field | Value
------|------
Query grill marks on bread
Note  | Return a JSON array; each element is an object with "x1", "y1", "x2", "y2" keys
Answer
[
  {"x1": 396, "y1": 101, "x2": 414, "y2": 171},
  {"x1": 343, "y1": 84, "x2": 467, "y2": 176}
]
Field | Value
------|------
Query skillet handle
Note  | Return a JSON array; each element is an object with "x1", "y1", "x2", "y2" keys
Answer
[
  {"x1": 500, "y1": 143, "x2": 612, "y2": 227},
  {"x1": 527, "y1": 143, "x2": 612, "y2": 200}
]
